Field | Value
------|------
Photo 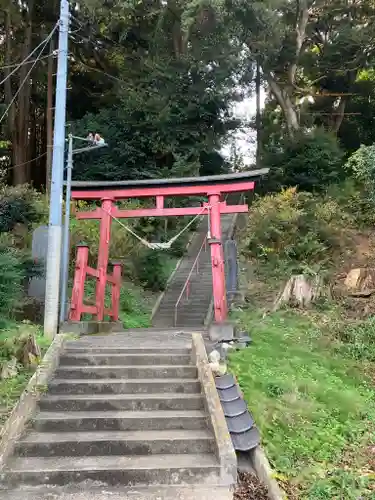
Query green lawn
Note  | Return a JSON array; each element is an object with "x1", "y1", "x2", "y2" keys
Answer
[{"x1": 229, "y1": 310, "x2": 375, "y2": 499}]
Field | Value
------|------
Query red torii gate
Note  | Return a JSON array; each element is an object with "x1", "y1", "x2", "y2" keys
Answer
[{"x1": 68, "y1": 170, "x2": 267, "y2": 324}]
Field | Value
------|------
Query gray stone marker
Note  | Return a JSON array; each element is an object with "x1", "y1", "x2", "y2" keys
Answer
[
  {"x1": 28, "y1": 225, "x2": 48, "y2": 302},
  {"x1": 224, "y1": 239, "x2": 238, "y2": 301}
]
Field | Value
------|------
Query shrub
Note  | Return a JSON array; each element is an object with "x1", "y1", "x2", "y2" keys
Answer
[
  {"x1": 137, "y1": 249, "x2": 169, "y2": 291},
  {"x1": 0, "y1": 184, "x2": 46, "y2": 234},
  {"x1": 0, "y1": 249, "x2": 26, "y2": 318},
  {"x1": 343, "y1": 144, "x2": 375, "y2": 225},
  {"x1": 243, "y1": 187, "x2": 351, "y2": 269},
  {"x1": 345, "y1": 143, "x2": 375, "y2": 187},
  {"x1": 326, "y1": 179, "x2": 375, "y2": 227},
  {"x1": 265, "y1": 128, "x2": 345, "y2": 192}
]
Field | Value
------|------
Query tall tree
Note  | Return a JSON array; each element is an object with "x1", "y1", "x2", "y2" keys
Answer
[
  {"x1": 225, "y1": 0, "x2": 375, "y2": 136},
  {"x1": 69, "y1": 0, "x2": 247, "y2": 180}
]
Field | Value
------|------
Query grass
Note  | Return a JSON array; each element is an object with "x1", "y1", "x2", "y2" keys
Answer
[
  {"x1": 0, "y1": 321, "x2": 51, "y2": 428},
  {"x1": 229, "y1": 309, "x2": 375, "y2": 498},
  {"x1": 119, "y1": 283, "x2": 153, "y2": 329}
]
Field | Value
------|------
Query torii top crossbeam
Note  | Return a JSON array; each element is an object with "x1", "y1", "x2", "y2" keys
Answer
[
  {"x1": 68, "y1": 169, "x2": 268, "y2": 324},
  {"x1": 69, "y1": 170, "x2": 268, "y2": 199}
]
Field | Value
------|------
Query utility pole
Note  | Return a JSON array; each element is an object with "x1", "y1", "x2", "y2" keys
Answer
[
  {"x1": 44, "y1": 0, "x2": 69, "y2": 339},
  {"x1": 255, "y1": 58, "x2": 261, "y2": 167},
  {"x1": 46, "y1": 37, "x2": 54, "y2": 195}
]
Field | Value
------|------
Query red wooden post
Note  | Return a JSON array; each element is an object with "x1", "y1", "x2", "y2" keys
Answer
[
  {"x1": 208, "y1": 192, "x2": 227, "y2": 322},
  {"x1": 111, "y1": 261, "x2": 122, "y2": 321},
  {"x1": 96, "y1": 198, "x2": 114, "y2": 321},
  {"x1": 69, "y1": 244, "x2": 89, "y2": 321}
]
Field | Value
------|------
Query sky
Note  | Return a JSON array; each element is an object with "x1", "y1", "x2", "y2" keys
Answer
[{"x1": 222, "y1": 87, "x2": 267, "y2": 165}]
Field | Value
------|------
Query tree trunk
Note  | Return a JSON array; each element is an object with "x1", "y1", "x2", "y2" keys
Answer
[
  {"x1": 265, "y1": 72, "x2": 300, "y2": 136},
  {"x1": 273, "y1": 274, "x2": 329, "y2": 311}
]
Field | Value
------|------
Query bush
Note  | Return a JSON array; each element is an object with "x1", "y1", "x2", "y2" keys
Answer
[
  {"x1": 0, "y1": 184, "x2": 46, "y2": 234},
  {"x1": 0, "y1": 249, "x2": 26, "y2": 318},
  {"x1": 265, "y1": 128, "x2": 345, "y2": 192},
  {"x1": 345, "y1": 143, "x2": 375, "y2": 186},
  {"x1": 343, "y1": 144, "x2": 375, "y2": 225},
  {"x1": 243, "y1": 187, "x2": 352, "y2": 269},
  {"x1": 137, "y1": 249, "x2": 169, "y2": 291},
  {"x1": 326, "y1": 179, "x2": 375, "y2": 227}
]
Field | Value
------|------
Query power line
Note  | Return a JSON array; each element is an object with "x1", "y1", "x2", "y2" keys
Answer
[
  {"x1": 0, "y1": 27, "x2": 57, "y2": 126},
  {"x1": 3, "y1": 151, "x2": 48, "y2": 171},
  {"x1": 76, "y1": 59, "x2": 126, "y2": 84},
  {"x1": 0, "y1": 23, "x2": 58, "y2": 86},
  {"x1": 0, "y1": 54, "x2": 54, "y2": 71}
]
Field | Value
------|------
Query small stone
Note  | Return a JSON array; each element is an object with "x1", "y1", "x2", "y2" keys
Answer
[
  {"x1": 0, "y1": 357, "x2": 18, "y2": 380},
  {"x1": 209, "y1": 361, "x2": 227, "y2": 376},
  {"x1": 208, "y1": 350, "x2": 221, "y2": 364}
]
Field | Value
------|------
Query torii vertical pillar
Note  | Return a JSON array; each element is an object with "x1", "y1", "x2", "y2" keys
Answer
[
  {"x1": 208, "y1": 192, "x2": 227, "y2": 322},
  {"x1": 96, "y1": 197, "x2": 114, "y2": 321}
]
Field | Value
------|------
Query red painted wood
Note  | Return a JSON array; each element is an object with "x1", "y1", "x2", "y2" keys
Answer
[
  {"x1": 208, "y1": 193, "x2": 227, "y2": 322},
  {"x1": 156, "y1": 195, "x2": 164, "y2": 209},
  {"x1": 86, "y1": 266, "x2": 99, "y2": 278},
  {"x1": 69, "y1": 246, "x2": 89, "y2": 321},
  {"x1": 96, "y1": 198, "x2": 113, "y2": 321},
  {"x1": 76, "y1": 204, "x2": 249, "y2": 220},
  {"x1": 81, "y1": 304, "x2": 97, "y2": 315},
  {"x1": 71, "y1": 181, "x2": 255, "y2": 200},
  {"x1": 69, "y1": 178, "x2": 257, "y2": 324}
]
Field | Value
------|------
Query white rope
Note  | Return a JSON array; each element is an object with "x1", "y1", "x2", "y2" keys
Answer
[{"x1": 104, "y1": 205, "x2": 208, "y2": 250}]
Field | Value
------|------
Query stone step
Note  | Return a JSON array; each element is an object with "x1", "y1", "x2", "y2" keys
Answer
[
  {"x1": 33, "y1": 410, "x2": 208, "y2": 432},
  {"x1": 54, "y1": 366, "x2": 197, "y2": 380},
  {"x1": 2, "y1": 454, "x2": 220, "y2": 488},
  {"x1": 63, "y1": 346, "x2": 191, "y2": 354},
  {"x1": 59, "y1": 354, "x2": 192, "y2": 367},
  {"x1": 0, "y1": 484, "x2": 232, "y2": 500},
  {"x1": 47, "y1": 379, "x2": 201, "y2": 395},
  {"x1": 16, "y1": 429, "x2": 214, "y2": 457},
  {"x1": 39, "y1": 393, "x2": 204, "y2": 412}
]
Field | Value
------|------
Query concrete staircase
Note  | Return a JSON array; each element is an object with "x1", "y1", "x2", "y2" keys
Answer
[
  {"x1": 0, "y1": 331, "x2": 235, "y2": 499},
  {"x1": 152, "y1": 213, "x2": 235, "y2": 329}
]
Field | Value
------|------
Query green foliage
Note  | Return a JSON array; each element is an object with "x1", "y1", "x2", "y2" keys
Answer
[
  {"x1": 0, "y1": 321, "x2": 50, "y2": 426},
  {"x1": 0, "y1": 184, "x2": 45, "y2": 233},
  {"x1": 243, "y1": 187, "x2": 352, "y2": 269},
  {"x1": 0, "y1": 249, "x2": 26, "y2": 318},
  {"x1": 119, "y1": 285, "x2": 151, "y2": 329},
  {"x1": 345, "y1": 143, "x2": 375, "y2": 190},
  {"x1": 71, "y1": 76, "x2": 236, "y2": 181},
  {"x1": 326, "y1": 179, "x2": 375, "y2": 227},
  {"x1": 137, "y1": 250, "x2": 169, "y2": 292},
  {"x1": 338, "y1": 70, "x2": 375, "y2": 153},
  {"x1": 264, "y1": 129, "x2": 345, "y2": 192},
  {"x1": 337, "y1": 317, "x2": 375, "y2": 362},
  {"x1": 229, "y1": 310, "x2": 375, "y2": 498}
]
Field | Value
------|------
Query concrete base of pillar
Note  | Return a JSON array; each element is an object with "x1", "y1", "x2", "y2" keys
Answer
[
  {"x1": 208, "y1": 321, "x2": 236, "y2": 343},
  {"x1": 60, "y1": 321, "x2": 123, "y2": 336}
]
